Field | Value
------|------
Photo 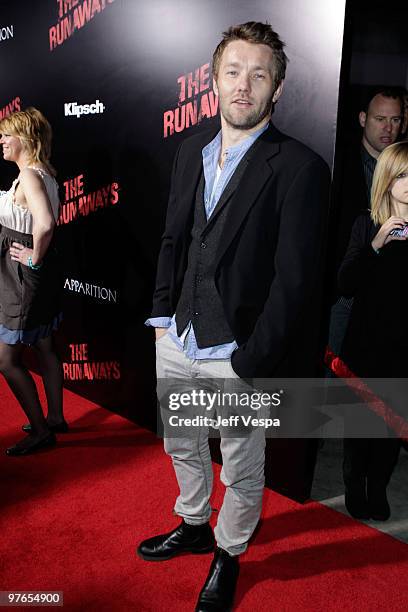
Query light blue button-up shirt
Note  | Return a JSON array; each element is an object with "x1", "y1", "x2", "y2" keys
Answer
[{"x1": 146, "y1": 123, "x2": 269, "y2": 359}]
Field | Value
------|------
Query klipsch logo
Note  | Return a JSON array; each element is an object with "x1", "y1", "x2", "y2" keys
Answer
[
  {"x1": 0, "y1": 25, "x2": 13, "y2": 42},
  {"x1": 49, "y1": 0, "x2": 116, "y2": 51},
  {"x1": 64, "y1": 99, "x2": 105, "y2": 118}
]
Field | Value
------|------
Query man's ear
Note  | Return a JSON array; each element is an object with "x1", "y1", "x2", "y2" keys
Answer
[
  {"x1": 213, "y1": 77, "x2": 218, "y2": 96},
  {"x1": 272, "y1": 80, "x2": 284, "y2": 103},
  {"x1": 359, "y1": 111, "x2": 367, "y2": 128}
]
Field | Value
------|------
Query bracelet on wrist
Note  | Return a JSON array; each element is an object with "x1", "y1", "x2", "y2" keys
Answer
[{"x1": 28, "y1": 256, "x2": 43, "y2": 270}]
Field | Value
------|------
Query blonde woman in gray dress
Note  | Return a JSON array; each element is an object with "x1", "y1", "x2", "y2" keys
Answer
[{"x1": 0, "y1": 107, "x2": 66, "y2": 456}]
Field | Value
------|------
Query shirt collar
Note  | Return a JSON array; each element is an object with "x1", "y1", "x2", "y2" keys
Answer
[
  {"x1": 223, "y1": 121, "x2": 269, "y2": 158},
  {"x1": 203, "y1": 122, "x2": 270, "y2": 161},
  {"x1": 361, "y1": 144, "x2": 377, "y2": 166}
]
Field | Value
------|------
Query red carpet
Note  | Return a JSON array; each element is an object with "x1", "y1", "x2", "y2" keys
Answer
[{"x1": 1, "y1": 376, "x2": 408, "y2": 611}]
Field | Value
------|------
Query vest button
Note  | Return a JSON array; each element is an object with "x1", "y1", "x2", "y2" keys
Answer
[
  {"x1": 200, "y1": 242, "x2": 207, "y2": 249},
  {"x1": 194, "y1": 312, "x2": 199, "y2": 316}
]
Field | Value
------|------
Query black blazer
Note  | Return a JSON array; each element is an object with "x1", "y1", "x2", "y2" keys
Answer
[
  {"x1": 339, "y1": 212, "x2": 408, "y2": 377},
  {"x1": 151, "y1": 123, "x2": 331, "y2": 377},
  {"x1": 332, "y1": 142, "x2": 370, "y2": 276}
]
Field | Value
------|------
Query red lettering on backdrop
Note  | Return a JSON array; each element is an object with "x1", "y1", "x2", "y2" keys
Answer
[
  {"x1": 73, "y1": 2, "x2": 90, "y2": 28},
  {"x1": 200, "y1": 64, "x2": 210, "y2": 92},
  {"x1": 64, "y1": 174, "x2": 84, "y2": 200},
  {"x1": 177, "y1": 75, "x2": 186, "y2": 104},
  {"x1": 69, "y1": 343, "x2": 88, "y2": 361},
  {"x1": 63, "y1": 343, "x2": 121, "y2": 381},
  {"x1": 91, "y1": 0, "x2": 102, "y2": 18},
  {"x1": 0, "y1": 96, "x2": 21, "y2": 120},
  {"x1": 199, "y1": 91, "x2": 218, "y2": 119},
  {"x1": 163, "y1": 62, "x2": 218, "y2": 138},
  {"x1": 49, "y1": 0, "x2": 116, "y2": 51},
  {"x1": 163, "y1": 111, "x2": 175, "y2": 137},
  {"x1": 187, "y1": 68, "x2": 200, "y2": 99},
  {"x1": 59, "y1": 173, "x2": 120, "y2": 226}
]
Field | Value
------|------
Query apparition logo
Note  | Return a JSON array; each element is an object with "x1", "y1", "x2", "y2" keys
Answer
[
  {"x1": 0, "y1": 25, "x2": 13, "y2": 42},
  {"x1": 64, "y1": 278, "x2": 117, "y2": 303}
]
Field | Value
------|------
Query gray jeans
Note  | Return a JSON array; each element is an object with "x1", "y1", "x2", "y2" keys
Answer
[{"x1": 155, "y1": 332, "x2": 266, "y2": 556}]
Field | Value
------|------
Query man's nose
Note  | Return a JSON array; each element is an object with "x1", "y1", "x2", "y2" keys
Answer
[
  {"x1": 384, "y1": 121, "x2": 393, "y2": 132},
  {"x1": 236, "y1": 73, "x2": 251, "y2": 92}
]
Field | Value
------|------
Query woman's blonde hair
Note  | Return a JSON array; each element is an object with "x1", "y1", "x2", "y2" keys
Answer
[
  {"x1": 371, "y1": 141, "x2": 408, "y2": 225},
  {"x1": 0, "y1": 107, "x2": 56, "y2": 176}
]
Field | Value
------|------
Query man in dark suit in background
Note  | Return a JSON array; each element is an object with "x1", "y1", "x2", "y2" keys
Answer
[
  {"x1": 333, "y1": 88, "x2": 403, "y2": 278},
  {"x1": 329, "y1": 87, "x2": 403, "y2": 359},
  {"x1": 138, "y1": 22, "x2": 330, "y2": 611},
  {"x1": 329, "y1": 87, "x2": 403, "y2": 355},
  {"x1": 328, "y1": 88, "x2": 403, "y2": 520}
]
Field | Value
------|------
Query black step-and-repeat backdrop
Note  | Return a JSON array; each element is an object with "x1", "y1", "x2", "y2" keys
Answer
[{"x1": 1, "y1": 0, "x2": 346, "y2": 493}]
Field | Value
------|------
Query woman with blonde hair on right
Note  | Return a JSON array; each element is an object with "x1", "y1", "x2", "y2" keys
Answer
[{"x1": 338, "y1": 140, "x2": 408, "y2": 521}]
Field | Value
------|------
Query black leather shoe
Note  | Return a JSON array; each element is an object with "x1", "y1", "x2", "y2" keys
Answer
[
  {"x1": 195, "y1": 547, "x2": 240, "y2": 612},
  {"x1": 137, "y1": 520, "x2": 215, "y2": 561},
  {"x1": 6, "y1": 432, "x2": 57, "y2": 456},
  {"x1": 368, "y1": 483, "x2": 391, "y2": 521},
  {"x1": 22, "y1": 420, "x2": 69, "y2": 434},
  {"x1": 344, "y1": 483, "x2": 370, "y2": 520}
]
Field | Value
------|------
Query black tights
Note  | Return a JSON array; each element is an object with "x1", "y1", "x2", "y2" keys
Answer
[{"x1": 0, "y1": 335, "x2": 63, "y2": 437}]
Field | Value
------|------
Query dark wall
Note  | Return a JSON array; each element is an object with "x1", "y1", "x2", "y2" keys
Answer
[
  {"x1": 0, "y1": 0, "x2": 345, "y2": 432},
  {"x1": 348, "y1": 0, "x2": 408, "y2": 87}
]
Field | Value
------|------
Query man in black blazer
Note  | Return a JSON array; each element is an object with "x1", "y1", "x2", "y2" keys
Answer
[
  {"x1": 333, "y1": 88, "x2": 404, "y2": 278},
  {"x1": 328, "y1": 89, "x2": 403, "y2": 521},
  {"x1": 328, "y1": 89, "x2": 403, "y2": 376},
  {"x1": 138, "y1": 22, "x2": 330, "y2": 611}
]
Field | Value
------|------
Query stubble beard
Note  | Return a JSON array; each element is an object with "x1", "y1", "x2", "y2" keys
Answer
[{"x1": 220, "y1": 95, "x2": 274, "y2": 131}]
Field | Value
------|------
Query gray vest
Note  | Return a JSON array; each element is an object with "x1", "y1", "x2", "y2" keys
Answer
[{"x1": 175, "y1": 154, "x2": 250, "y2": 348}]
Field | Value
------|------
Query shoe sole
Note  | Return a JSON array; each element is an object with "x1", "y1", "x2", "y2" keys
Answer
[
  {"x1": 6, "y1": 437, "x2": 57, "y2": 456},
  {"x1": 136, "y1": 544, "x2": 215, "y2": 562},
  {"x1": 370, "y1": 514, "x2": 390, "y2": 521},
  {"x1": 22, "y1": 425, "x2": 69, "y2": 434},
  {"x1": 346, "y1": 511, "x2": 370, "y2": 520}
]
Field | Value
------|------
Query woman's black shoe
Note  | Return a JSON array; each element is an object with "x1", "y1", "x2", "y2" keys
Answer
[
  {"x1": 344, "y1": 485, "x2": 370, "y2": 520},
  {"x1": 22, "y1": 420, "x2": 69, "y2": 434},
  {"x1": 368, "y1": 483, "x2": 391, "y2": 521},
  {"x1": 6, "y1": 432, "x2": 57, "y2": 456}
]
